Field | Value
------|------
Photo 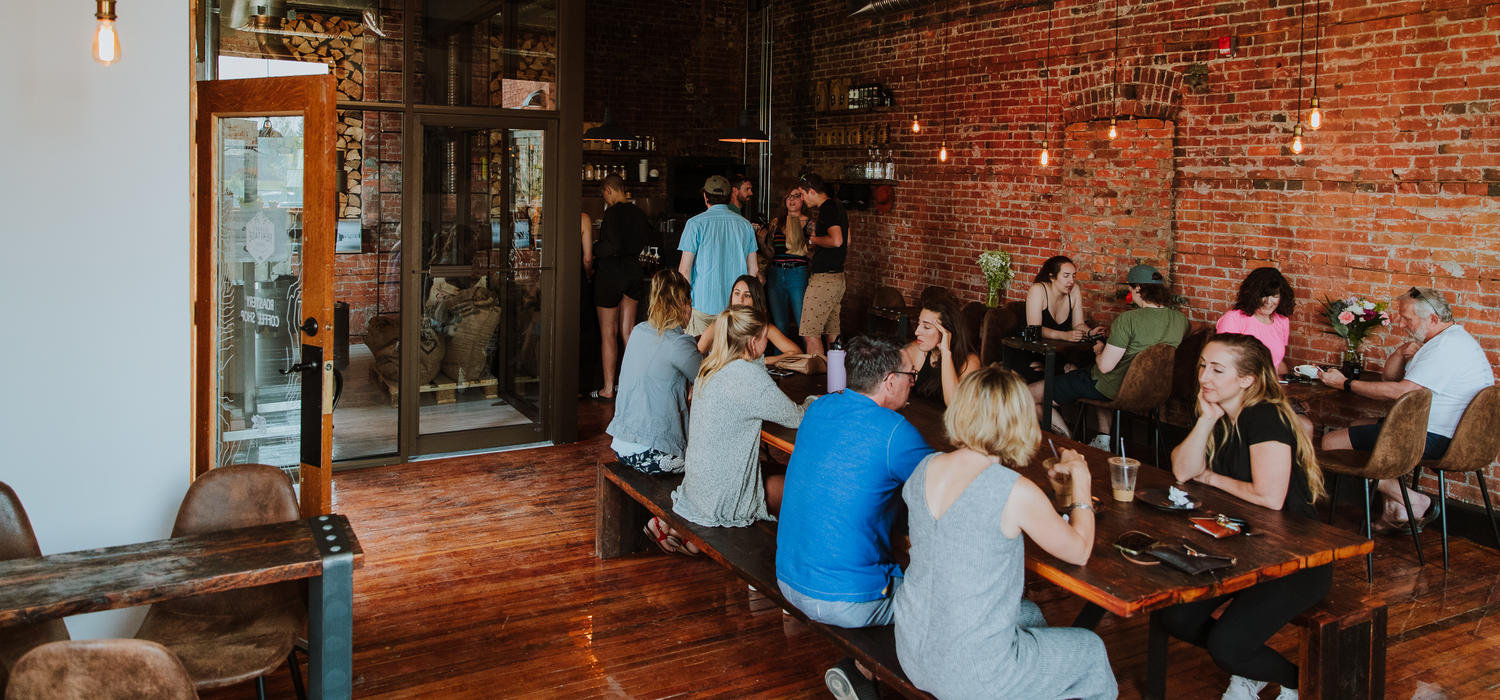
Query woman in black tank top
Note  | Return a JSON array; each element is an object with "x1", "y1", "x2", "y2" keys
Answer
[
  {"x1": 1025, "y1": 256, "x2": 1098, "y2": 342},
  {"x1": 905, "y1": 298, "x2": 980, "y2": 405}
]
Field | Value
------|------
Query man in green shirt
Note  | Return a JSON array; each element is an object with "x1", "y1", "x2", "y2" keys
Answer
[{"x1": 1030, "y1": 264, "x2": 1188, "y2": 449}]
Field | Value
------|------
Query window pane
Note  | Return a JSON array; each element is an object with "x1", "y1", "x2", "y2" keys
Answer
[
  {"x1": 214, "y1": 0, "x2": 405, "y2": 103},
  {"x1": 417, "y1": 0, "x2": 556, "y2": 109}
]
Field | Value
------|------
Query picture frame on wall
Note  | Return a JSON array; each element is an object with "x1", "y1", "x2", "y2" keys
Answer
[{"x1": 335, "y1": 219, "x2": 362, "y2": 253}]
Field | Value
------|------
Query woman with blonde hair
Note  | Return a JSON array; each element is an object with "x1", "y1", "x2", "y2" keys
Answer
[
  {"x1": 1163, "y1": 332, "x2": 1327, "y2": 700},
  {"x1": 647, "y1": 306, "x2": 805, "y2": 554},
  {"x1": 765, "y1": 187, "x2": 813, "y2": 338},
  {"x1": 606, "y1": 269, "x2": 701, "y2": 476},
  {"x1": 894, "y1": 367, "x2": 1117, "y2": 700}
]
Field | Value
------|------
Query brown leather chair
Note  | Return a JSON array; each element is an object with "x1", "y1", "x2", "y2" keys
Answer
[
  {"x1": 1075, "y1": 343, "x2": 1177, "y2": 466},
  {"x1": 918, "y1": 285, "x2": 954, "y2": 308},
  {"x1": 871, "y1": 285, "x2": 905, "y2": 310},
  {"x1": 1408, "y1": 385, "x2": 1500, "y2": 569},
  {"x1": 133, "y1": 465, "x2": 306, "y2": 700},
  {"x1": 0, "y1": 482, "x2": 70, "y2": 690},
  {"x1": 960, "y1": 301, "x2": 987, "y2": 350},
  {"x1": 979, "y1": 306, "x2": 1021, "y2": 367},
  {"x1": 867, "y1": 286, "x2": 911, "y2": 339},
  {"x1": 5, "y1": 640, "x2": 197, "y2": 700},
  {"x1": 1160, "y1": 326, "x2": 1212, "y2": 429},
  {"x1": 1319, "y1": 388, "x2": 1433, "y2": 582}
]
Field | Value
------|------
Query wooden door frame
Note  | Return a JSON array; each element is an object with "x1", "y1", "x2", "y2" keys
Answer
[{"x1": 192, "y1": 74, "x2": 337, "y2": 516}]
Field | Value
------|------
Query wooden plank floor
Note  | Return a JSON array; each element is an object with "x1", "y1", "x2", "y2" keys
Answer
[{"x1": 205, "y1": 401, "x2": 1500, "y2": 699}]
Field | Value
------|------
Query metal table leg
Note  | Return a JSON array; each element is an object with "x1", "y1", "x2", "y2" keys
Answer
[
  {"x1": 1042, "y1": 349, "x2": 1057, "y2": 433},
  {"x1": 309, "y1": 515, "x2": 355, "y2": 699}
]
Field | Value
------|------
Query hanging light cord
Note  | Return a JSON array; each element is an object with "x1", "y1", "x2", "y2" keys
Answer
[
  {"x1": 1045, "y1": 5, "x2": 1053, "y2": 136},
  {"x1": 1296, "y1": 0, "x2": 1306, "y2": 120},
  {"x1": 1113, "y1": 0, "x2": 1120, "y2": 117},
  {"x1": 1312, "y1": 0, "x2": 1321, "y2": 96}
]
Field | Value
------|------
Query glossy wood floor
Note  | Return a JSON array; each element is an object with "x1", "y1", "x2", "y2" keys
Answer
[{"x1": 205, "y1": 400, "x2": 1500, "y2": 699}]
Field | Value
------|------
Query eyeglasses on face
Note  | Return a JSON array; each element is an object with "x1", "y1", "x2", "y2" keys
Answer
[{"x1": 891, "y1": 370, "x2": 919, "y2": 382}]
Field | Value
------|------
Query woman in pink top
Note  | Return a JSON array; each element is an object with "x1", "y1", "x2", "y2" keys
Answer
[{"x1": 1216, "y1": 267, "x2": 1295, "y2": 373}]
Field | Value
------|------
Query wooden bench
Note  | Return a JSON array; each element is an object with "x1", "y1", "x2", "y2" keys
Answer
[
  {"x1": 596, "y1": 461, "x2": 933, "y2": 699},
  {"x1": 1148, "y1": 577, "x2": 1386, "y2": 700}
]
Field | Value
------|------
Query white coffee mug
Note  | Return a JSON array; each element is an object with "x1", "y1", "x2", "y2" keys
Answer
[{"x1": 1294, "y1": 364, "x2": 1320, "y2": 379}]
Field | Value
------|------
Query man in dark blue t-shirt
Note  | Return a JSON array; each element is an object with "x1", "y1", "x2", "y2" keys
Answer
[{"x1": 776, "y1": 335, "x2": 934, "y2": 697}]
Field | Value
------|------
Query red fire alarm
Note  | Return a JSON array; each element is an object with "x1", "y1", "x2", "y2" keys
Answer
[{"x1": 1218, "y1": 35, "x2": 1236, "y2": 58}]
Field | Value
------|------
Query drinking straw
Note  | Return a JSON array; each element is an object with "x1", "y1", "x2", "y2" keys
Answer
[{"x1": 1047, "y1": 438, "x2": 1059, "y2": 460}]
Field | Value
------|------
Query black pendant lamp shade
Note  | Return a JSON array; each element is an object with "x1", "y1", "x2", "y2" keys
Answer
[
  {"x1": 583, "y1": 107, "x2": 633, "y2": 142},
  {"x1": 718, "y1": 109, "x2": 769, "y2": 143}
]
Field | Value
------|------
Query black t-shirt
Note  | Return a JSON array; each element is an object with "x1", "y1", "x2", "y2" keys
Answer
[
  {"x1": 596, "y1": 201, "x2": 649, "y2": 261},
  {"x1": 1210, "y1": 402, "x2": 1316, "y2": 518},
  {"x1": 809, "y1": 198, "x2": 848, "y2": 274}
]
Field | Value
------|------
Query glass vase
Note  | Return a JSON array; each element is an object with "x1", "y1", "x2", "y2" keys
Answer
[
  {"x1": 1339, "y1": 347, "x2": 1364, "y2": 379},
  {"x1": 986, "y1": 286, "x2": 999, "y2": 308}
]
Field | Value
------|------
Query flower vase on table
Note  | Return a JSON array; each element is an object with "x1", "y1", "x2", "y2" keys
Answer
[
  {"x1": 1322, "y1": 295, "x2": 1389, "y2": 380},
  {"x1": 978, "y1": 249, "x2": 1013, "y2": 309}
]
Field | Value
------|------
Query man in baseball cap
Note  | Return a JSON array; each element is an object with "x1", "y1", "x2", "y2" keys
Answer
[{"x1": 676, "y1": 175, "x2": 759, "y2": 335}]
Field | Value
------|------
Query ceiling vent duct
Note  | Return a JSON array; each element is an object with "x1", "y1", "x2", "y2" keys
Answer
[{"x1": 848, "y1": 0, "x2": 931, "y2": 16}]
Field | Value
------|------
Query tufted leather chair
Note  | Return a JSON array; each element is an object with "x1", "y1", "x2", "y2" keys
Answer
[
  {"x1": 133, "y1": 465, "x2": 306, "y2": 700},
  {"x1": 1319, "y1": 388, "x2": 1433, "y2": 581},
  {"x1": 5, "y1": 639, "x2": 197, "y2": 700},
  {"x1": 0, "y1": 482, "x2": 70, "y2": 692},
  {"x1": 1076, "y1": 343, "x2": 1177, "y2": 465}
]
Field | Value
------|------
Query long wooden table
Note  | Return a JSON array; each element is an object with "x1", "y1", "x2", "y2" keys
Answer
[
  {"x1": 999, "y1": 336, "x2": 1093, "y2": 418},
  {"x1": 0, "y1": 514, "x2": 362, "y2": 699},
  {"x1": 765, "y1": 373, "x2": 1378, "y2": 697}
]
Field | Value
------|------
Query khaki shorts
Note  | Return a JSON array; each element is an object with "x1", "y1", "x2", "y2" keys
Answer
[
  {"x1": 685, "y1": 308, "x2": 718, "y2": 336},
  {"x1": 800, "y1": 272, "x2": 845, "y2": 337}
]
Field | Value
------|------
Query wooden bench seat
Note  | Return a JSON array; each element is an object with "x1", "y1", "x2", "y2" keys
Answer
[{"x1": 596, "y1": 461, "x2": 933, "y2": 699}]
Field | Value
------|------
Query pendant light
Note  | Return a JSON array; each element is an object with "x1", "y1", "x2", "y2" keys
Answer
[
  {"x1": 937, "y1": 25, "x2": 951, "y2": 162},
  {"x1": 912, "y1": 30, "x2": 923, "y2": 133},
  {"x1": 583, "y1": 107, "x2": 632, "y2": 142},
  {"x1": 1291, "y1": 0, "x2": 1307, "y2": 154},
  {"x1": 1307, "y1": 0, "x2": 1324, "y2": 130},
  {"x1": 1039, "y1": 4, "x2": 1052, "y2": 167},
  {"x1": 92, "y1": 0, "x2": 121, "y2": 65},
  {"x1": 718, "y1": 1, "x2": 769, "y2": 143},
  {"x1": 1108, "y1": 0, "x2": 1119, "y2": 140}
]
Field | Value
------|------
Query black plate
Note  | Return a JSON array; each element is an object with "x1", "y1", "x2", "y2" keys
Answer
[{"x1": 1137, "y1": 488, "x2": 1202, "y2": 512}]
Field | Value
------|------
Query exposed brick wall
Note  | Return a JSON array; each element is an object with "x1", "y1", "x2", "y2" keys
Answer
[{"x1": 765, "y1": 0, "x2": 1499, "y2": 503}]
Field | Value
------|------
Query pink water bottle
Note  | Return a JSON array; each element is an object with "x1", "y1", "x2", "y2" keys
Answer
[{"x1": 826, "y1": 339, "x2": 846, "y2": 393}]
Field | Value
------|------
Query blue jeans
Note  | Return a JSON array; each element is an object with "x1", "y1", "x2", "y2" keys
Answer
[
  {"x1": 778, "y1": 576, "x2": 902, "y2": 628},
  {"x1": 766, "y1": 264, "x2": 809, "y2": 339}
]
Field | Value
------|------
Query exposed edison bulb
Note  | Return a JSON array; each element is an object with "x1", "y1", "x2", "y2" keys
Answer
[
  {"x1": 1291, "y1": 124, "x2": 1304, "y2": 154},
  {"x1": 93, "y1": 0, "x2": 120, "y2": 65},
  {"x1": 1108, "y1": 117, "x2": 1118, "y2": 140},
  {"x1": 1039, "y1": 141, "x2": 1050, "y2": 167},
  {"x1": 938, "y1": 141, "x2": 948, "y2": 162},
  {"x1": 911, "y1": 116, "x2": 921, "y2": 133},
  {"x1": 1307, "y1": 96, "x2": 1322, "y2": 130}
]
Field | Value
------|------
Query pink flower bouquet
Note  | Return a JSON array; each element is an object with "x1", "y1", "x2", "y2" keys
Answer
[{"x1": 1322, "y1": 296, "x2": 1390, "y2": 351}]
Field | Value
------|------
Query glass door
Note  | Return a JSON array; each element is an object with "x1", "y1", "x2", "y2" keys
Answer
[
  {"x1": 406, "y1": 116, "x2": 551, "y2": 454},
  {"x1": 194, "y1": 75, "x2": 337, "y2": 515}
]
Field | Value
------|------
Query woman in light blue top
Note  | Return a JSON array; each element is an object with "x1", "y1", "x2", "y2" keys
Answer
[
  {"x1": 606, "y1": 269, "x2": 702, "y2": 475},
  {"x1": 895, "y1": 366, "x2": 1117, "y2": 700}
]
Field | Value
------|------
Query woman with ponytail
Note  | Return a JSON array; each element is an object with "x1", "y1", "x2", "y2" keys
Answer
[
  {"x1": 1162, "y1": 332, "x2": 1328, "y2": 700},
  {"x1": 646, "y1": 306, "x2": 806, "y2": 554}
]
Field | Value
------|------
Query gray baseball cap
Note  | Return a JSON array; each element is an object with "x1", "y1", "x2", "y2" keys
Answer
[{"x1": 702, "y1": 175, "x2": 731, "y2": 196}]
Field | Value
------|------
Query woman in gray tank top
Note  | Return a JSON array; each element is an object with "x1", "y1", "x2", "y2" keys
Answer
[{"x1": 894, "y1": 367, "x2": 1118, "y2": 700}]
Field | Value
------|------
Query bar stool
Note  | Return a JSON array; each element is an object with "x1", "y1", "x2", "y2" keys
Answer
[
  {"x1": 6, "y1": 640, "x2": 197, "y2": 700},
  {"x1": 1319, "y1": 388, "x2": 1432, "y2": 582},
  {"x1": 1408, "y1": 384, "x2": 1500, "y2": 569}
]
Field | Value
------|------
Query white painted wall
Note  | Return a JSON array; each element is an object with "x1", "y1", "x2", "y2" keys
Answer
[{"x1": 0, "y1": 2, "x2": 191, "y2": 638}]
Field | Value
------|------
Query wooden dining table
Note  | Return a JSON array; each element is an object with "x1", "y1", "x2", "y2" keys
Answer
[
  {"x1": 999, "y1": 336, "x2": 1094, "y2": 417},
  {"x1": 763, "y1": 372, "x2": 1374, "y2": 697},
  {"x1": 0, "y1": 514, "x2": 362, "y2": 699}
]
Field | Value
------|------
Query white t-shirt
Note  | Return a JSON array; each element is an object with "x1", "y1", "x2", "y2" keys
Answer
[{"x1": 1403, "y1": 324, "x2": 1494, "y2": 437}]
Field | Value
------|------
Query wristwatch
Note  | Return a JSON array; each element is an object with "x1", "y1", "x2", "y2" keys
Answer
[{"x1": 1343, "y1": 378, "x2": 1354, "y2": 393}]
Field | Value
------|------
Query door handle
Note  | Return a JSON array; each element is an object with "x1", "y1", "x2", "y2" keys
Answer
[
  {"x1": 280, "y1": 361, "x2": 318, "y2": 375},
  {"x1": 300, "y1": 316, "x2": 319, "y2": 336}
]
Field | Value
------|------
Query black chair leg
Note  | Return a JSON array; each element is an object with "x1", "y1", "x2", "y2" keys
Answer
[
  {"x1": 1362, "y1": 480, "x2": 1374, "y2": 582},
  {"x1": 1479, "y1": 474, "x2": 1500, "y2": 551},
  {"x1": 256, "y1": 676, "x2": 267, "y2": 700},
  {"x1": 288, "y1": 649, "x2": 308, "y2": 700},
  {"x1": 1152, "y1": 411, "x2": 1162, "y2": 468},
  {"x1": 1398, "y1": 482, "x2": 1426, "y2": 567},
  {"x1": 1112, "y1": 409, "x2": 1123, "y2": 455},
  {"x1": 1410, "y1": 466, "x2": 1423, "y2": 490},
  {"x1": 1438, "y1": 472, "x2": 1449, "y2": 570},
  {"x1": 1327, "y1": 473, "x2": 1340, "y2": 524}
]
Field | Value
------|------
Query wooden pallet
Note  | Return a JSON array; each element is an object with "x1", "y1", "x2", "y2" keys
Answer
[{"x1": 372, "y1": 369, "x2": 499, "y2": 407}]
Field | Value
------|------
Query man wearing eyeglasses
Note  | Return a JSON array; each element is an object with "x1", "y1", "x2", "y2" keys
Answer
[
  {"x1": 1319, "y1": 287, "x2": 1494, "y2": 533},
  {"x1": 775, "y1": 336, "x2": 933, "y2": 699}
]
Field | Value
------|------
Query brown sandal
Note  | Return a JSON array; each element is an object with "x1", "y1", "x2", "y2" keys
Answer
[{"x1": 644, "y1": 517, "x2": 696, "y2": 556}]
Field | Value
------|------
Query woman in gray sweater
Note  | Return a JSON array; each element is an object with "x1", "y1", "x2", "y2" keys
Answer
[
  {"x1": 665, "y1": 306, "x2": 804, "y2": 536},
  {"x1": 606, "y1": 270, "x2": 701, "y2": 475}
]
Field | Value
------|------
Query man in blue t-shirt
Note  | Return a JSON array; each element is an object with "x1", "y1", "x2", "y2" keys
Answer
[
  {"x1": 677, "y1": 175, "x2": 759, "y2": 335},
  {"x1": 776, "y1": 335, "x2": 934, "y2": 696}
]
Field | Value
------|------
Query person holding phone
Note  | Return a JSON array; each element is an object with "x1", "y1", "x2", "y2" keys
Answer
[
  {"x1": 894, "y1": 367, "x2": 1117, "y2": 700},
  {"x1": 1165, "y1": 332, "x2": 1328, "y2": 700}
]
